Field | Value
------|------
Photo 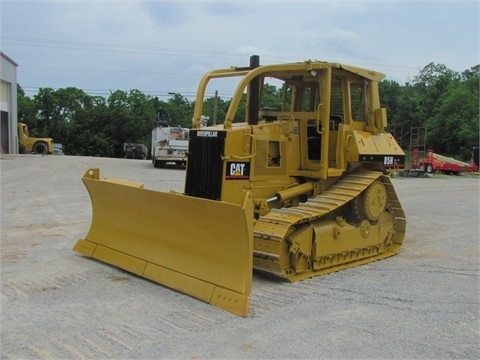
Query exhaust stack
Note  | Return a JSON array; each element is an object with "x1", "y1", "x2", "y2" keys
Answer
[{"x1": 248, "y1": 55, "x2": 260, "y2": 125}]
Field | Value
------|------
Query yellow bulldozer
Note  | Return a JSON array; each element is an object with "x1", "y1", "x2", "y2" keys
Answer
[{"x1": 74, "y1": 56, "x2": 406, "y2": 316}]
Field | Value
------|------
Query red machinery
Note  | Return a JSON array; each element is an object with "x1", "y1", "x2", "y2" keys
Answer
[{"x1": 419, "y1": 149, "x2": 479, "y2": 174}]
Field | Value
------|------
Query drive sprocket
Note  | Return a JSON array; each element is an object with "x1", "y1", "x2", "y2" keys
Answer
[{"x1": 352, "y1": 180, "x2": 388, "y2": 223}]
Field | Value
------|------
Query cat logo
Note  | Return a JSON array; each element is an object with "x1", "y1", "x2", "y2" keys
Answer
[{"x1": 226, "y1": 161, "x2": 250, "y2": 180}]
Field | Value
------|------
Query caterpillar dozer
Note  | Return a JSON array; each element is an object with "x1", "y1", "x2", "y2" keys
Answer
[{"x1": 74, "y1": 56, "x2": 406, "y2": 317}]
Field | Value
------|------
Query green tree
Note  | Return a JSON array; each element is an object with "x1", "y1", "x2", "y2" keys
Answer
[
  {"x1": 230, "y1": 93, "x2": 247, "y2": 123},
  {"x1": 200, "y1": 95, "x2": 228, "y2": 126},
  {"x1": 379, "y1": 79, "x2": 402, "y2": 125},
  {"x1": 33, "y1": 87, "x2": 99, "y2": 154},
  {"x1": 15, "y1": 62, "x2": 478, "y2": 161},
  {"x1": 261, "y1": 83, "x2": 282, "y2": 109},
  {"x1": 161, "y1": 93, "x2": 193, "y2": 128},
  {"x1": 379, "y1": 63, "x2": 479, "y2": 160},
  {"x1": 106, "y1": 89, "x2": 157, "y2": 157},
  {"x1": 426, "y1": 65, "x2": 479, "y2": 159},
  {"x1": 17, "y1": 85, "x2": 37, "y2": 128},
  {"x1": 411, "y1": 63, "x2": 461, "y2": 124},
  {"x1": 64, "y1": 95, "x2": 113, "y2": 156}
]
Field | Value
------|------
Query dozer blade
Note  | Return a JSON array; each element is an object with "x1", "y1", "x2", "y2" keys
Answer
[{"x1": 73, "y1": 169, "x2": 253, "y2": 317}]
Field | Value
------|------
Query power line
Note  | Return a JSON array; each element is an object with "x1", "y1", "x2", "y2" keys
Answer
[
  {"x1": 20, "y1": 86, "x2": 233, "y2": 100},
  {"x1": 1, "y1": 35, "x2": 274, "y2": 61},
  {"x1": 1, "y1": 35, "x2": 422, "y2": 73},
  {"x1": 8, "y1": 35, "x2": 430, "y2": 97},
  {"x1": 20, "y1": 64, "x2": 202, "y2": 77}
]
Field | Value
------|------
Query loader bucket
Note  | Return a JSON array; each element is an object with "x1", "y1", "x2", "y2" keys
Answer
[{"x1": 74, "y1": 169, "x2": 253, "y2": 317}]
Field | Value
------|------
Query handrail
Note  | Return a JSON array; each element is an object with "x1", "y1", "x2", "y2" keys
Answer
[{"x1": 222, "y1": 134, "x2": 256, "y2": 160}]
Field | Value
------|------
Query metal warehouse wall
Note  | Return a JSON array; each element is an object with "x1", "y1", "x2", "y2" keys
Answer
[{"x1": 0, "y1": 52, "x2": 18, "y2": 154}]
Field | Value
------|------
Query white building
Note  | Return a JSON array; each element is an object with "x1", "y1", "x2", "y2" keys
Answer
[{"x1": 0, "y1": 52, "x2": 18, "y2": 154}]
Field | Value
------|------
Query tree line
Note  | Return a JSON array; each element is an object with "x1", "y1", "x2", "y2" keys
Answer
[
  {"x1": 18, "y1": 62, "x2": 479, "y2": 161},
  {"x1": 380, "y1": 63, "x2": 479, "y2": 161}
]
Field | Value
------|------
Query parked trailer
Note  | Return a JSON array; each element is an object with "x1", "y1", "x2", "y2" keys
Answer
[{"x1": 420, "y1": 149, "x2": 479, "y2": 174}]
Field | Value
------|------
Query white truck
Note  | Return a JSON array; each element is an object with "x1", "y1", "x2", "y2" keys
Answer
[{"x1": 151, "y1": 125, "x2": 189, "y2": 168}]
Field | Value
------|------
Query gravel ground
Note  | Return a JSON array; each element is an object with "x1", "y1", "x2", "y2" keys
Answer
[{"x1": 1, "y1": 154, "x2": 479, "y2": 359}]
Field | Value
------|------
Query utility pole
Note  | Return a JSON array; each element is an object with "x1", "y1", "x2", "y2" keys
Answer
[{"x1": 213, "y1": 90, "x2": 218, "y2": 126}]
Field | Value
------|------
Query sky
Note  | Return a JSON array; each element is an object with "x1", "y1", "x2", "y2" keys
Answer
[{"x1": 1, "y1": 0, "x2": 479, "y2": 100}]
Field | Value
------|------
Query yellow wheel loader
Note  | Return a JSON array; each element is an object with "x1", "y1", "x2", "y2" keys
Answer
[
  {"x1": 74, "y1": 56, "x2": 406, "y2": 317},
  {"x1": 18, "y1": 123, "x2": 54, "y2": 154}
]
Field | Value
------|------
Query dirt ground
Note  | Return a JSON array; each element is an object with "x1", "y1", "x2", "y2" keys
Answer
[{"x1": 1, "y1": 154, "x2": 479, "y2": 359}]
